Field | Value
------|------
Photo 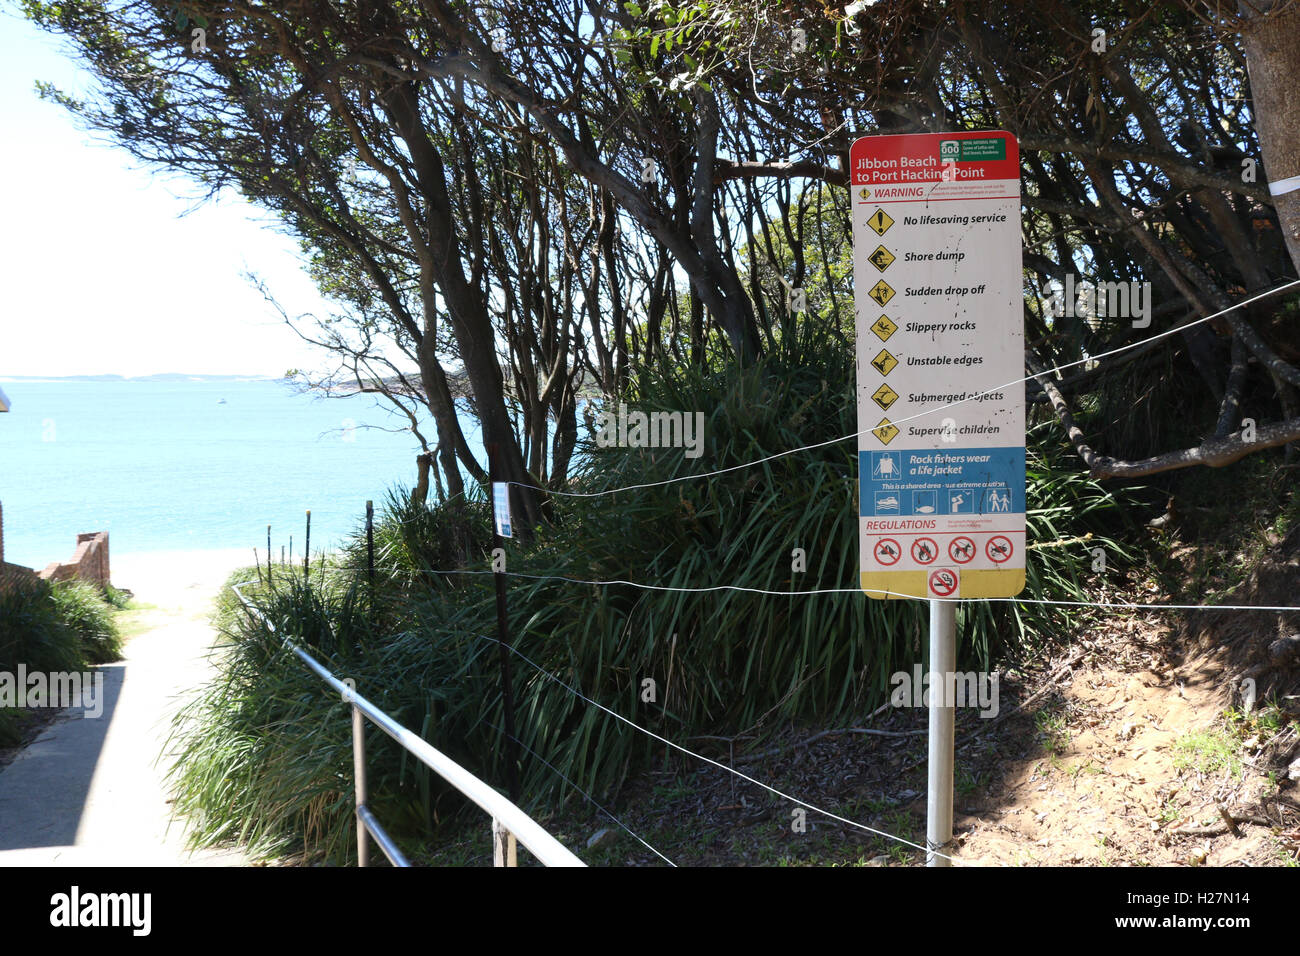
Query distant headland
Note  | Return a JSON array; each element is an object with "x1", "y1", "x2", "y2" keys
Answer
[{"x1": 0, "y1": 374, "x2": 285, "y2": 383}]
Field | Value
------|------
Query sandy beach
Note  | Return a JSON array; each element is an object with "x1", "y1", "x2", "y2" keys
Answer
[{"x1": 110, "y1": 548, "x2": 258, "y2": 612}]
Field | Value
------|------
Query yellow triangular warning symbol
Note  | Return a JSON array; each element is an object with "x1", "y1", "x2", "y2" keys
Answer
[
  {"x1": 868, "y1": 245, "x2": 896, "y2": 272},
  {"x1": 867, "y1": 208, "x2": 894, "y2": 236},
  {"x1": 868, "y1": 280, "x2": 896, "y2": 307},
  {"x1": 870, "y1": 349, "x2": 899, "y2": 376},
  {"x1": 872, "y1": 418, "x2": 900, "y2": 445}
]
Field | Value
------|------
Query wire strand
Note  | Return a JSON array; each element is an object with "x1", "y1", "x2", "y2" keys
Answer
[
  {"x1": 504, "y1": 277, "x2": 1300, "y2": 499},
  {"x1": 363, "y1": 563, "x2": 1300, "y2": 613},
  {"x1": 486, "y1": 721, "x2": 678, "y2": 867},
  {"x1": 473, "y1": 633, "x2": 963, "y2": 865}
]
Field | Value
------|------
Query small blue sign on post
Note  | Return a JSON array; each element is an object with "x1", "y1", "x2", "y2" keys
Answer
[{"x1": 492, "y1": 482, "x2": 513, "y2": 538}]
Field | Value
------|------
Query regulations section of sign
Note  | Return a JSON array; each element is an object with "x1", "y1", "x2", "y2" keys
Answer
[{"x1": 853, "y1": 131, "x2": 1025, "y2": 600}]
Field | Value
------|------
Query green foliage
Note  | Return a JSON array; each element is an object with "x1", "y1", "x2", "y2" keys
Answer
[
  {"x1": 0, "y1": 580, "x2": 80, "y2": 746},
  {"x1": 0, "y1": 580, "x2": 84, "y2": 676},
  {"x1": 174, "y1": 324, "x2": 1142, "y2": 861},
  {"x1": 103, "y1": 584, "x2": 133, "y2": 610},
  {"x1": 170, "y1": 568, "x2": 445, "y2": 862},
  {"x1": 50, "y1": 581, "x2": 123, "y2": 664},
  {"x1": 0, "y1": 577, "x2": 122, "y2": 672},
  {"x1": 0, "y1": 578, "x2": 122, "y2": 745},
  {"x1": 1173, "y1": 729, "x2": 1243, "y2": 779},
  {"x1": 340, "y1": 488, "x2": 493, "y2": 600},
  {"x1": 963, "y1": 422, "x2": 1142, "y2": 666},
  {"x1": 0, "y1": 708, "x2": 20, "y2": 748}
]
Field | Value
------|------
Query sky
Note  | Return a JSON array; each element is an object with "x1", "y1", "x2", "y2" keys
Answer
[{"x1": 0, "y1": 8, "x2": 339, "y2": 378}]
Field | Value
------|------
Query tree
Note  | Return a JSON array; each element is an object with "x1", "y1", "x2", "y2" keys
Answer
[{"x1": 25, "y1": 0, "x2": 1300, "y2": 492}]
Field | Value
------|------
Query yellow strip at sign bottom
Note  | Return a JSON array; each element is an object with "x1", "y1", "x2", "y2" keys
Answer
[{"x1": 861, "y1": 569, "x2": 1027, "y2": 601}]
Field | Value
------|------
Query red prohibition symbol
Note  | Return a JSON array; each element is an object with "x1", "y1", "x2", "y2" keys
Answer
[
  {"x1": 948, "y1": 536, "x2": 977, "y2": 564},
  {"x1": 929, "y1": 568, "x2": 958, "y2": 597},
  {"x1": 986, "y1": 535, "x2": 1014, "y2": 564},
  {"x1": 874, "y1": 537, "x2": 902, "y2": 566},
  {"x1": 911, "y1": 537, "x2": 939, "y2": 565}
]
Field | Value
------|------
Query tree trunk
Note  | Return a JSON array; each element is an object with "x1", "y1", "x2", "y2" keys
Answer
[
  {"x1": 411, "y1": 452, "x2": 433, "y2": 506},
  {"x1": 1239, "y1": 1, "x2": 1300, "y2": 278}
]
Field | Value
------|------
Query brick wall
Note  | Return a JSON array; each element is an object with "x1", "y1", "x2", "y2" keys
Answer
[
  {"x1": 0, "y1": 503, "x2": 112, "y2": 593},
  {"x1": 39, "y1": 531, "x2": 111, "y2": 588},
  {"x1": 0, "y1": 501, "x2": 43, "y2": 595}
]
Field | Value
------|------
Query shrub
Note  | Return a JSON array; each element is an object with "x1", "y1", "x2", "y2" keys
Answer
[
  {"x1": 0, "y1": 579, "x2": 83, "y2": 674},
  {"x1": 168, "y1": 569, "x2": 433, "y2": 862},
  {"x1": 0, "y1": 578, "x2": 123, "y2": 747},
  {"x1": 50, "y1": 581, "x2": 123, "y2": 664},
  {"x1": 171, "y1": 324, "x2": 1143, "y2": 862}
]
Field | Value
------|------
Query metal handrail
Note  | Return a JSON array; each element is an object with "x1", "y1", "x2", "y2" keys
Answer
[{"x1": 229, "y1": 583, "x2": 585, "y2": 868}]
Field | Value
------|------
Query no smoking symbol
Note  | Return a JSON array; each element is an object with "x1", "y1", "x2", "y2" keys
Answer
[
  {"x1": 911, "y1": 537, "x2": 939, "y2": 564},
  {"x1": 949, "y1": 536, "x2": 976, "y2": 564},
  {"x1": 874, "y1": 537, "x2": 901, "y2": 566},
  {"x1": 929, "y1": 569, "x2": 958, "y2": 597},
  {"x1": 986, "y1": 535, "x2": 1014, "y2": 564}
]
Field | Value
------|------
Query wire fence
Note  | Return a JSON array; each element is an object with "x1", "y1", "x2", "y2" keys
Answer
[{"x1": 237, "y1": 277, "x2": 1300, "y2": 865}]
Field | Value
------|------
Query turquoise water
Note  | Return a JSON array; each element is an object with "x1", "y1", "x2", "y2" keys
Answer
[{"x1": 0, "y1": 380, "x2": 478, "y2": 569}]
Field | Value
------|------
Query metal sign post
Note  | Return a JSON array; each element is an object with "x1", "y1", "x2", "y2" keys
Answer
[
  {"x1": 927, "y1": 600, "x2": 956, "y2": 866},
  {"x1": 486, "y1": 443, "x2": 520, "y2": 802},
  {"x1": 852, "y1": 130, "x2": 1025, "y2": 867}
]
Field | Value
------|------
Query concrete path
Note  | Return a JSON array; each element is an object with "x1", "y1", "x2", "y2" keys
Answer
[{"x1": 0, "y1": 550, "x2": 256, "y2": 866}]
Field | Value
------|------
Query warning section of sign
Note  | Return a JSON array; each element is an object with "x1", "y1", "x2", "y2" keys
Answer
[
  {"x1": 867, "y1": 208, "x2": 895, "y2": 236},
  {"x1": 871, "y1": 315, "x2": 898, "y2": 342},
  {"x1": 867, "y1": 280, "x2": 896, "y2": 307},
  {"x1": 854, "y1": 130, "x2": 1025, "y2": 600},
  {"x1": 871, "y1": 383, "x2": 899, "y2": 411}
]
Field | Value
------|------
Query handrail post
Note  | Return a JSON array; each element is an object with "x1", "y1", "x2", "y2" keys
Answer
[
  {"x1": 352, "y1": 698, "x2": 369, "y2": 868},
  {"x1": 228, "y1": 583, "x2": 585, "y2": 867},
  {"x1": 492, "y1": 818, "x2": 517, "y2": 867}
]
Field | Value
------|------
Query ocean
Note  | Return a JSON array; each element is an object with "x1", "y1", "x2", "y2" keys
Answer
[{"x1": 0, "y1": 379, "x2": 479, "y2": 570}]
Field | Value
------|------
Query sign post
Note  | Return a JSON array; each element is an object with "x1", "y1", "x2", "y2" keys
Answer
[
  {"x1": 487, "y1": 444, "x2": 520, "y2": 801},
  {"x1": 852, "y1": 130, "x2": 1025, "y2": 866}
]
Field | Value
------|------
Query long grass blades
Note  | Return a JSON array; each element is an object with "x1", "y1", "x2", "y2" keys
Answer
[{"x1": 171, "y1": 326, "x2": 1143, "y2": 860}]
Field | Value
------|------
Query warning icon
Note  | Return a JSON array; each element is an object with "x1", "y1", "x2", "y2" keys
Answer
[
  {"x1": 858, "y1": 187, "x2": 871, "y2": 201},
  {"x1": 867, "y1": 208, "x2": 894, "y2": 236},
  {"x1": 867, "y1": 280, "x2": 896, "y2": 307},
  {"x1": 872, "y1": 418, "x2": 900, "y2": 445},
  {"x1": 871, "y1": 383, "x2": 899, "y2": 410},
  {"x1": 871, "y1": 315, "x2": 898, "y2": 342},
  {"x1": 868, "y1": 245, "x2": 896, "y2": 272},
  {"x1": 870, "y1": 348, "x2": 898, "y2": 376}
]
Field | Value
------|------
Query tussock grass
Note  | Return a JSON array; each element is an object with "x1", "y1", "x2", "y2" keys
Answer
[
  {"x1": 0, "y1": 578, "x2": 123, "y2": 746},
  {"x1": 0, "y1": 580, "x2": 84, "y2": 676},
  {"x1": 170, "y1": 326, "x2": 1140, "y2": 862},
  {"x1": 0, "y1": 578, "x2": 122, "y2": 671},
  {"x1": 50, "y1": 581, "x2": 123, "y2": 664}
]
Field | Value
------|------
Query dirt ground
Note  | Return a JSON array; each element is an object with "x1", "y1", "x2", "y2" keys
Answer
[{"x1": 534, "y1": 529, "x2": 1300, "y2": 868}]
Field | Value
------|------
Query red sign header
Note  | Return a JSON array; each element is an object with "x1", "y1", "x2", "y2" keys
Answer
[{"x1": 849, "y1": 130, "x2": 1020, "y2": 187}]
